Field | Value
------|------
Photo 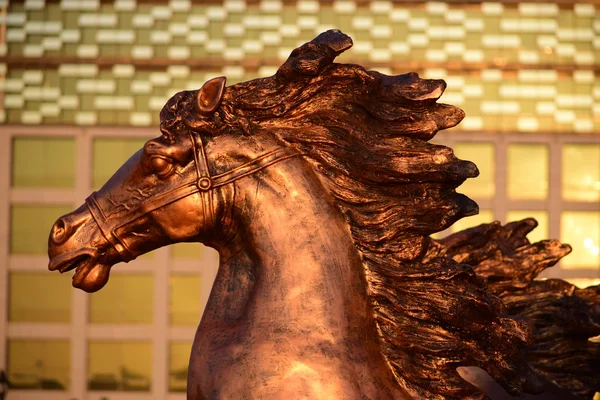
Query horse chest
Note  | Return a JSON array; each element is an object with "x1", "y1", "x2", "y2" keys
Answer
[
  {"x1": 190, "y1": 347, "x2": 369, "y2": 399},
  {"x1": 187, "y1": 323, "x2": 407, "y2": 400}
]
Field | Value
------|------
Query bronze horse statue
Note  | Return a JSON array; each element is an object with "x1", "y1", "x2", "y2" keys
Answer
[{"x1": 48, "y1": 31, "x2": 599, "y2": 399}]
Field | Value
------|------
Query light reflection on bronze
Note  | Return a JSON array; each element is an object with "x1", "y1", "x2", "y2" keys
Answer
[
  {"x1": 430, "y1": 219, "x2": 599, "y2": 400},
  {"x1": 48, "y1": 31, "x2": 598, "y2": 399}
]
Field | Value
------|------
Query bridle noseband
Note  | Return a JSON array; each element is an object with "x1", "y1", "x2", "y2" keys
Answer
[{"x1": 86, "y1": 132, "x2": 300, "y2": 261}]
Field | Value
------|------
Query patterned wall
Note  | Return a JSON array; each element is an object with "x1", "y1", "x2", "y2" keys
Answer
[
  {"x1": 1, "y1": 3, "x2": 598, "y2": 396},
  {"x1": 0, "y1": 0, "x2": 598, "y2": 134}
]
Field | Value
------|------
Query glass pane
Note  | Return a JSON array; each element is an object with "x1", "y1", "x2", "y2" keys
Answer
[
  {"x1": 169, "y1": 341, "x2": 192, "y2": 392},
  {"x1": 8, "y1": 339, "x2": 70, "y2": 390},
  {"x1": 453, "y1": 143, "x2": 495, "y2": 198},
  {"x1": 89, "y1": 273, "x2": 153, "y2": 324},
  {"x1": 12, "y1": 137, "x2": 75, "y2": 188},
  {"x1": 562, "y1": 144, "x2": 600, "y2": 202},
  {"x1": 563, "y1": 278, "x2": 600, "y2": 289},
  {"x1": 10, "y1": 272, "x2": 72, "y2": 323},
  {"x1": 451, "y1": 210, "x2": 494, "y2": 233},
  {"x1": 430, "y1": 230, "x2": 447, "y2": 240},
  {"x1": 88, "y1": 341, "x2": 152, "y2": 391},
  {"x1": 172, "y1": 243, "x2": 204, "y2": 259},
  {"x1": 561, "y1": 212, "x2": 600, "y2": 269},
  {"x1": 507, "y1": 144, "x2": 549, "y2": 200},
  {"x1": 92, "y1": 138, "x2": 149, "y2": 189},
  {"x1": 11, "y1": 204, "x2": 73, "y2": 254},
  {"x1": 506, "y1": 210, "x2": 549, "y2": 244},
  {"x1": 170, "y1": 274, "x2": 202, "y2": 326}
]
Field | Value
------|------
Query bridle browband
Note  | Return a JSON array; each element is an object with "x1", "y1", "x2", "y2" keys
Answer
[{"x1": 86, "y1": 132, "x2": 300, "y2": 261}]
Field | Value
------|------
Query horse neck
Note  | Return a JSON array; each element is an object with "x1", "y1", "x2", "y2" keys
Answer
[{"x1": 205, "y1": 159, "x2": 375, "y2": 339}]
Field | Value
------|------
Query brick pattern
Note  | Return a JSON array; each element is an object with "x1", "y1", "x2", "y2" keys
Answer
[
  {"x1": 424, "y1": 68, "x2": 600, "y2": 134},
  {"x1": 0, "y1": 1, "x2": 598, "y2": 133},
  {"x1": 2, "y1": 64, "x2": 598, "y2": 133},
  {"x1": 3, "y1": 2, "x2": 598, "y2": 65},
  {"x1": 1, "y1": 64, "x2": 263, "y2": 126}
]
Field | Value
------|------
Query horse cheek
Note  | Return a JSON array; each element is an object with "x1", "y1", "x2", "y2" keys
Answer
[{"x1": 155, "y1": 196, "x2": 205, "y2": 241}]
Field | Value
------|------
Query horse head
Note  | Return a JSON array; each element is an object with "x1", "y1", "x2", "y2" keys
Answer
[{"x1": 48, "y1": 75, "x2": 295, "y2": 293}]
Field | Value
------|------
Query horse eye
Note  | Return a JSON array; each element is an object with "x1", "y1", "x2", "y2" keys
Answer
[{"x1": 150, "y1": 156, "x2": 173, "y2": 177}]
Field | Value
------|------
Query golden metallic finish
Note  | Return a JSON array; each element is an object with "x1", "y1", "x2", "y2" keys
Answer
[{"x1": 48, "y1": 31, "x2": 598, "y2": 399}]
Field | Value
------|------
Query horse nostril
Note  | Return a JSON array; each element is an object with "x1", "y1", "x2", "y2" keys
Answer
[{"x1": 51, "y1": 218, "x2": 69, "y2": 245}]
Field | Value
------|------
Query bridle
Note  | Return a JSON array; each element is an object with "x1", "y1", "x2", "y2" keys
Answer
[{"x1": 86, "y1": 132, "x2": 300, "y2": 262}]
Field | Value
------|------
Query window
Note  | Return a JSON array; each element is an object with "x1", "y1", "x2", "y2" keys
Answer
[
  {"x1": 561, "y1": 212, "x2": 600, "y2": 269},
  {"x1": 89, "y1": 274, "x2": 154, "y2": 324},
  {"x1": 170, "y1": 275, "x2": 202, "y2": 326},
  {"x1": 454, "y1": 143, "x2": 495, "y2": 199},
  {"x1": 172, "y1": 242, "x2": 205, "y2": 259},
  {"x1": 12, "y1": 137, "x2": 75, "y2": 188},
  {"x1": 436, "y1": 133, "x2": 600, "y2": 286},
  {"x1": 507, "y1": 144, "x2": 549, "y2": 200},
  {"x1": 506, "y1": 210, "x2": 549, "y2": 244},
  {"x1": 10, "y1": 205, "x2": 73, "y2": 254},
  {"x1": 9, "y1": 272, "x2": 72, "y2": 323},
  {"x1": 1, "y1": 129, "x2": 219, "y2": 399},
  {"x1": 88, "y1": 341, "x2": 152, "y2": 392},
  {"x1": 8, "y1": 340, "x2": 70, "y2": 390},
  {"x1": 1, "y1": 128, "x2": 598, "y2": 398},
  {"x1": 92, "y1": 138, "x2": 149, "y2": 189},
  {"x1": 562, "y1": 144, "x2": 600, "y2": 202},
  {"x1": 451, "y1": 210, "x2": 495, "y2": 233},
  {"x1": 169, "y1": 341, "x2": 193, "y2": 393}
]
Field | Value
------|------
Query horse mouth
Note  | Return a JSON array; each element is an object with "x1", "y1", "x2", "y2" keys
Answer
[
  {"x1": 48, "y1": 249, "x2": 111, "y2": 293},
  {"x1": 56, "y1": 254, "x2": 92, "y2": 274}
]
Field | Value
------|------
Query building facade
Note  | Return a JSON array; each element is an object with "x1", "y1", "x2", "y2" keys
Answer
[{"x1": 0, "y1": 0, "x2": 598, "y2": 399}]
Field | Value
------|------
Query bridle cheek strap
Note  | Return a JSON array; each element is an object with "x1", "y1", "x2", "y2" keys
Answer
[
  {"x1": 86, "y1": 193, "x2": 135, "y2": 261},
  {"x1": 86, "y1": 134, "x2": 301, "y2": 261}
]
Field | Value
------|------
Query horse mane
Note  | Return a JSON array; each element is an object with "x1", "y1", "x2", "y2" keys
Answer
[
  {"x1": 431, "y1": 219, "x2": 600, "y2": 398},
  {"x1": 162, "y1": 31, "x2": 540, "y2": 398}
]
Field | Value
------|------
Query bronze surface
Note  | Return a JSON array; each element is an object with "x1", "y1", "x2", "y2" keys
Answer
[{"x1": 48, "y1": 31, "x2": 599, "y2": 399}]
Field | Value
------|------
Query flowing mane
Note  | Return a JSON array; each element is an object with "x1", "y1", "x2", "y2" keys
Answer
[{"x1": 162, "y1": 31, "x2": 539, "y2": 398}]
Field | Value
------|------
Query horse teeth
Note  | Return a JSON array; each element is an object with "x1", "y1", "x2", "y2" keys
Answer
[
  {"x1": 59, "y1": 255, "x2": 89, "y2": 273},
  {"x1": 59, "y1": 260, "x2": 75, "y2": 273}
]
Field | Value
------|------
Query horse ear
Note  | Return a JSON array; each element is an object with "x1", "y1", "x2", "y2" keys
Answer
[{"x1": 197, "y1": 76, "x2": 227, "y2": 114}]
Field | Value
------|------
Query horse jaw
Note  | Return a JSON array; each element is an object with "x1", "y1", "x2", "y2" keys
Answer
[
  {"x1": 72, "y1": 261, "x2": 112, "y2": 293},
  {"x1": 48, "y1": 247, "x2": 113, "y2": 293}
]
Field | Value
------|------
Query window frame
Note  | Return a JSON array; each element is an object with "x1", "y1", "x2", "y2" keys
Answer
[
  {"x1": 0, "y1": 126, "x2": 219, "y2": 400},
  {"x1": 436, "y1": 131, "x2": 600, "y2": 280}
]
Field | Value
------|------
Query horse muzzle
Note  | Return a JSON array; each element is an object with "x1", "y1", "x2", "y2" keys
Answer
[{"x1": 48, "y1": 204, "x2": 119, "y2": 292}]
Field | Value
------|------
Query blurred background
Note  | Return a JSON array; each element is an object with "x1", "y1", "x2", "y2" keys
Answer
[{"x1": 0, "y1": 0, "x2": 598, "y2": 399}]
